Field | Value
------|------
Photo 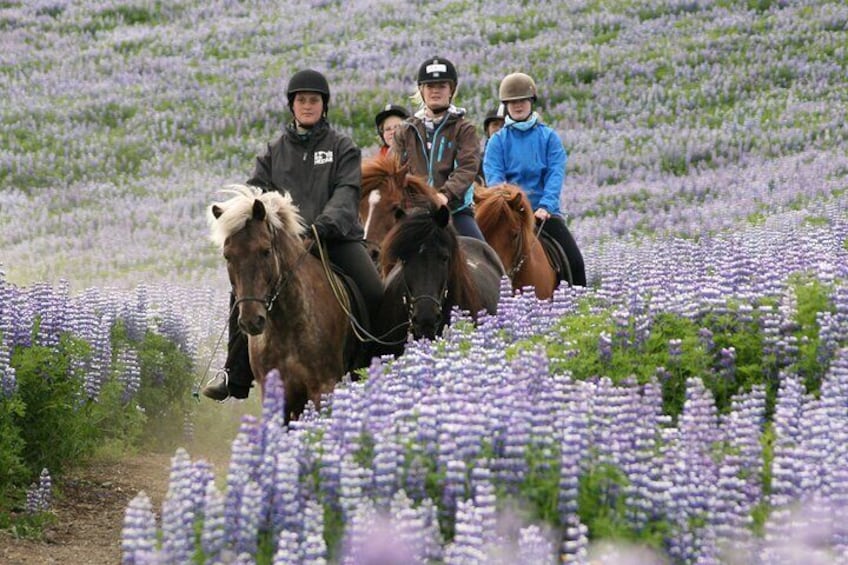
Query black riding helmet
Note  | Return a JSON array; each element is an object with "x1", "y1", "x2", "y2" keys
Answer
[
  {"x1": 375, "y1": 104, "x2": 410, "y2": 145},
  {"x1": 483, "y1": 104, "x2": 506, "y2": 130},
  {"x1": 286, "y1": 69, "x2": 330, "y2": 115},
  {"x1": 417, "y1": 56, "x2": 458, "y2": 87},
  {"x1": 375, "y1": 104, "x2": 410, "y2": 129}
]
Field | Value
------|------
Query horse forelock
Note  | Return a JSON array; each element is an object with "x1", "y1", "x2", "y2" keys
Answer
[
  {"x1": 381, "y1": 208, "x2": 450, "y2": 264},
  {"x1": 477, "y1": 184, "x2": 534, "y2": 242},
  {"x1": 380, "y1": 208, "x2": 479, "y2": 311},
  {"x1": 209, "y1": 185, "x2": 303, "y2": 248}
]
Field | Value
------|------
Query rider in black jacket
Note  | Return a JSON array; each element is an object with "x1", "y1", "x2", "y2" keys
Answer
[{"x1": 202, "y1": 69, "x2": 383, "y2": 401}]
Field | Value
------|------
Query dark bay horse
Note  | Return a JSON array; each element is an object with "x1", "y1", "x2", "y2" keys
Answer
[
  {"x1": 475, "y1": 183, "x2": 558, "y2": 299},
  {"x1": 374, "y1": 203, "x2": 504, "y2": 356},
  {"x1": 208, "y1": 185, "x2": 361, "y2": 420}
]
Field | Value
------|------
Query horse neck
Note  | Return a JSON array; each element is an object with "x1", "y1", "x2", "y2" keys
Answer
[
  {"x1": 447, "y1": 245, "x2": 481, "y2": 315},
  {"x1": 265, "y1": 237, "x2": 318, "y2": 329}
]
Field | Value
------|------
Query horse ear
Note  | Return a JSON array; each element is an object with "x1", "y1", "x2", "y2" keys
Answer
[
  {"x1": 252, "y1": 199, "x2": 266, "y2": 221},
  {"x1": 434, "y1": 204, "x2": 450, "y2": 228},
  {"x1": 211, "y1": 205, "x2": 224, "y2": 219}
]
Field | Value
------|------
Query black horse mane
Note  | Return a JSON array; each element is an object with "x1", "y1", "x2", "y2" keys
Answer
[{"x1": 381, "y1": 206, "x2": 481, "y2": 315}]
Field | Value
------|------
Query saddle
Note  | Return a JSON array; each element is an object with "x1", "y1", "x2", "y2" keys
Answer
[
  {"x1": 538, "y1": 231, "x2": 572, "y2": 286},
  {"x1": 308, "y1": 243, "x2": 373, "y2": 369}
]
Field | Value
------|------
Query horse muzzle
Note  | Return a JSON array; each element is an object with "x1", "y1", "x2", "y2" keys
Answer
[{"x1": 239, "y1": 313, "x2": 266, "y2": 336}]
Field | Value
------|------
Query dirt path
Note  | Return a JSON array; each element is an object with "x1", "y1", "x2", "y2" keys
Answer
[
  {"x1": 1, "y1": 452, "x2": 174, "y2": 565},
  {"x1": 1, "y1": 400, "x2": 252, "y2": 564}
]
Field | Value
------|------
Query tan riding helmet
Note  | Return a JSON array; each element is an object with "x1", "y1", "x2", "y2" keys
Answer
[{"x1": 499, "y1": 72, "x2": 537, "y2": 102}]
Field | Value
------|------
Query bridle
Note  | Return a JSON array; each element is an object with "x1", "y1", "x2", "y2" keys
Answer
[
  {"x1": 231, "y1": 236, "x2": 313, "y2": 312},
  {"x1": 506, "y1": 216, "x2": 546, "y2": 279},
  {"x1": 400, "y1": 259, "x2": 449, "y2": 323}
]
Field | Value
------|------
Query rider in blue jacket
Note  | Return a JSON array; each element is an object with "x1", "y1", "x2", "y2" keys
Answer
[{"x1": 483, "y1": 72, "x2": 586, "y2": 286}]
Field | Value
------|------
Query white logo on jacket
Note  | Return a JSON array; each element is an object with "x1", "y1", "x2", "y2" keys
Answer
[{"x1": 314, "y1": 151, "x2": 333, "y2": 165}]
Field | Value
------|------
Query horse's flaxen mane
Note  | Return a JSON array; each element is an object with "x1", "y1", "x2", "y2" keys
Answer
[
  {"x1": 361, "y1": 154, "x2": 438, "y2": 208},
  {"x1": 476, "y1": 184, "x2": 536, "y2": 243},
  {"x1": 208, "y1": 184, "x2": 304, "y2": 248},
  {"x1": 381, "y1": 206, "x2": 481, "y2": 314}
]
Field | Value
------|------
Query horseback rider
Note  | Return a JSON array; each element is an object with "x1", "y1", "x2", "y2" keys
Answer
[
  {"x1": 391, "y1": 56, "x2": 486, "y2": 241},
  {"x1": 375, "y1": 103, "x2": 410, "y2": 157},
  {"x1": 483, "y1": 72, "x2": 586, "y2": 287},
  {"x1": 203, "y1": 69, "x2": 383, "y2": 401},
  {"x1": 479, "y1": 104, "x2": 506, "y2": 185}
]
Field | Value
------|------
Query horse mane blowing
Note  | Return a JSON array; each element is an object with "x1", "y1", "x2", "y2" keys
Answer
[
  {"x1": 361, "y1": 154, "x2": 439, "y2": 209},
  {"x1": 208, "y1": 184, "x2": 304, "y2": 248}
]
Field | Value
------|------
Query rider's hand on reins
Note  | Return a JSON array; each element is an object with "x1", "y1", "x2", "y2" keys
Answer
[{"x1": 534, "y1": 208, "x2": 551, "y2": 221}]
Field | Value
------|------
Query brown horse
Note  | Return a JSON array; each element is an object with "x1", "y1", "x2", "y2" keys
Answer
[
  {"x1": 475, "y1": 183, "x2": 558, "y2": 299},
  {"x1": 208, "y1": 185, "x2": 361, "y2": 421},
  {"x1": 360, "y1": 154, "x2": 439, "y2": 259}
]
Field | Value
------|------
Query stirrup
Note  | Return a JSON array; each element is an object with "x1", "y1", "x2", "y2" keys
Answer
[{"x1": 201, "y1": 370, "x2": 231, "y2": 402}]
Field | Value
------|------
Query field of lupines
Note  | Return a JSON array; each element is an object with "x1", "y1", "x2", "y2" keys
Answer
[{"x1": 2, "y1": 0, "x2": 847, "y2": 562}]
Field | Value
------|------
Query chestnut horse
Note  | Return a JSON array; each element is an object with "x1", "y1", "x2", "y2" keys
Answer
[
  {"x1": 208, "y1": 185, "x2": 362, "y2": 421},
  {"x1": 360, "y1": 154, "x2": 439, "y2": 260},
  {"x1": 374, "y1": 203, "x2": 504, "y2": 356},
  {"x1": 475, "y1": 183, "x2": 559, "y2": 299}
]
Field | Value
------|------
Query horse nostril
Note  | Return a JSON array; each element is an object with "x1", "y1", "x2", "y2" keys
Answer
[{"x1": 240, "y1": 315, "x2": 266, "y2": 335}]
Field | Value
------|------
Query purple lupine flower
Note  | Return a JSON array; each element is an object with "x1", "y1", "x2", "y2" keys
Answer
[
  {"x1": 273, "y1": 530, "x2": 301, "y2": 565},
  {"x1": 668, "y1": 338, "x2": 683, "y2": 360},
  {"x1": 443, "y1": 498, "x2": 487, "y2": 564},
  {"x1": 559, "y1": 514, "x2": 588, "y2": 564},
  {"x1": 25, "y1": 468, "x2": 52, "y2": 514},
  {"x1": 390, "y1": 494, "x2": 429, "y2": 562},
  {"x1": 122, "y1": 492, "x2": 158, "y2": 565},
  {"x1": 441, "y1": 459, "x2": 467, "y2": 523},
  {"x1": 718, "y1": 346, "x2": 736, "y2": 381},
  {"x1": 341, "y1": 501, "x2": 418, "y2": 564},
  {"x1": 461, "y1": 466, "x2": 494, "y2": 550},
  {"x1": 300, "y1": 499, "x2": 327, "y2": 564},
  {"x1": 763, "y1": 371, "x2": 808, "y2": 553},
  {"x1": 517, "y1": 525, "x2": 555, "y2": 564},
  {"x1": 233, "y1": 479, "x2": 262, "y2": 557},
  {"x1": 118, "y1": 346, "x2": 141, "y2": 404},
  {"x1": 371, "y1": 430, "x2": 401, "y2": 508},
  {"x1": 339, "y1": 451, "x2": 374, "y2": 521},
  {"x1": 698, "y1": 327, "x2": 715, "y2": 352},
  {"x1": 270, "y1": 451, "x2": 302, "y2": 540},
  {"x1": 720, "y1": 386, "x2": 766, "y2": 508},
  {"x1": 0, "y1": 343, "x2": 17, "y2": 398},
  {"x1": 558, "y1": 392, "x2": 590, "y2": 522},
  {"x1": 598, "y1": 331, "x2": 613, "y2": 362},
  {"x1": 224, "y1": 422, "x2": 261, "y2": 543},
  {"x1": 665, "y1": 378, "x2": 720, "y2": 562},
  {"x1": 160, "y1": 449, "x2": 197, "y2": 563},
  {"x1": 200, "y1": 481, "x2": 226, "y2": 561},
  {"x1": 122, "y1": 283, "x2": 150, "y2": 342}
]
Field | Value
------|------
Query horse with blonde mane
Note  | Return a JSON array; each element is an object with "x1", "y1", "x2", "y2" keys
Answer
[{"x1": 209, "y1": 185, "x2": 364, "y2": 421}]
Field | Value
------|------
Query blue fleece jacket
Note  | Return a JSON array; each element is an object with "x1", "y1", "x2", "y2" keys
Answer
[{"x1": 482, "y1": 115, "x2": 567, "y2": 216}]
